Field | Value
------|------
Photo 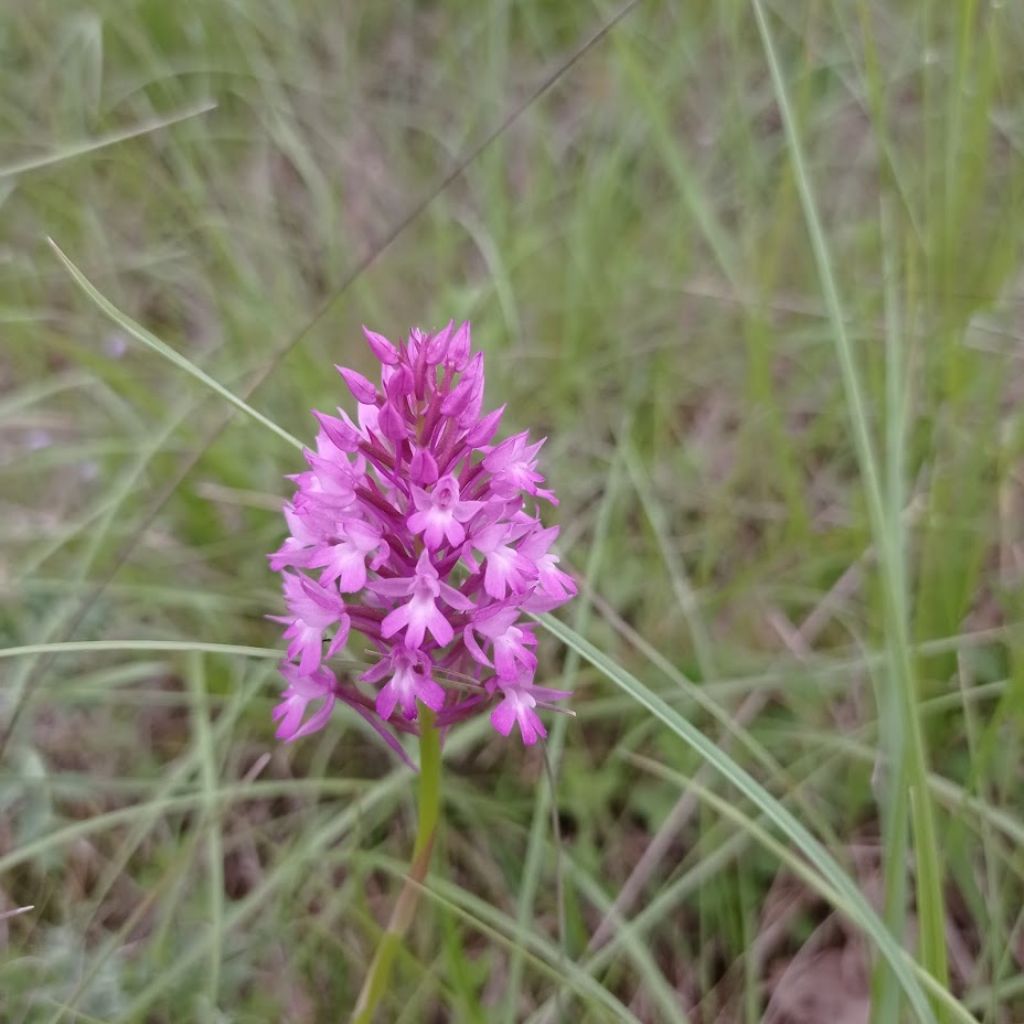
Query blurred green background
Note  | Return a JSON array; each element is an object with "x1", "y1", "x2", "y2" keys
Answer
[{"x1": 2, "y1": 1, "x2": 1024, "y2": 1021}]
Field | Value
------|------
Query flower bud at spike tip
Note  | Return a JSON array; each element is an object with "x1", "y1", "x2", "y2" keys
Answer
[
  {"x1": 268, "y1": 322, "x2": 575, "y2": 752},
  {"x1": 336, "y1": 366, "x2": 377, "y2": 404},
  {"x1": 425, "y1": 320, "x2": 453, "y2": 364},
  {"x1": 447, "y1": 321, "x2": 471, "y2": 370},
  {"x1": 314, "y1": 410, "x2": 360, "y2": 452},
  {"x1": 362, "y1": 326, "x2": 399, "y2": 365}
]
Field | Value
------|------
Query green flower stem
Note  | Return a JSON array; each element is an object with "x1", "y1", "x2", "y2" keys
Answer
[{"x1": 351, "y1": 707, "x2": 442, "y2": 1024}]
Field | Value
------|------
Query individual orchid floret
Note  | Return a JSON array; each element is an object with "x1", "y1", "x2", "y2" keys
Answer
[
  {"x1": 303, "y1": 447, "x2": 361, "y2": 509},
  {"x1": 267, "y1": 503, "x2": 325, "y2": 571},
  {"x1": 465, "y1": 519, "x2": 534, "y2": 599},
  {"x1": 362, "y1": 325, "x2": 399, "y2": 365},
  {"x1": 273, "y1": 664, "x2": 339, "y2": 741},
  {"x1": 309, "y1": 519, "x2": 385, "y2": 591},
  {"x1": 267, "y1": 321, "x2": 576, "y2": 755},
  {"x1": 464, "y1": 606, "x2": 537, "y2": 681},
  {"x1": 270, "y1": 573, "x2": 350, "y2": 675},
  {"x1": 407, "y1": 475, "x2": 482, "y2": 551},
  {"x1": 484, "y1": 432, "x2": 557, "y2": 503},
  {"x1": 376, "y1": 550, "x2": 472, "y2": 649},
  {"x1": 519, "y1": 525, "x2": 578, "y2": 610},
  {"x1": 490, "y1": 685, "x2": 547, "y2": 745},
  {"x1": 362, "y1": 648, "x2": 445, "y2": 722}
]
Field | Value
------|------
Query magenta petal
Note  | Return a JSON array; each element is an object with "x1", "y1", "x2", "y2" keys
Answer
[
  {"x1": 425, "y1": 606, "x2": 454, "y2": 646},
  {"x1": 385, "y1": 366, "x2": 415, "y2": 401},
  {"x1": 274, "y1": 700, "x2": 305, "y2": 741},
  {"x1": 314, "y1": 410, "x2": 360, "y2": 452},
  {"x1": 466, "y1": 404, "x2": 505, "y2": 448},
  {"x1": 519, "y1": 711, "x2": 546, "y2": 745},
  {"x1": 360, "y1": 658, "x2": 392, "y2": 684},
  {"x1": 425, "y1": 320, "x2": 453, "y2": 364},
  {"x1": 362, "y1": 326, "x2": 399, "y2": 365},
  {"x1": 444, "y1": 519, "x2": 466, "y2": 547},
  {"x1": 483, "y1": 559, "x2": 508, "y2": 599},
  {"x1": 291, "y1": 696, "x2": 336, "y2": 739},
  {"x1": 337, "y1": 366, "x2": 378, "y2": 404},
  {"x1": 376, "y1": 682, "x2": 400, "y2": 721},
  {"x1": 447, "y1": 321, "x2": 471, "y2": 369},
  {"x1": 299, "y1": 576, "x2": 342, "y2": 616},
  {"x1": 381, "y1": 604, "x2": 410, "y2": 638},
  {"x1": 490, "y1": 698, "x2": 516, "y2": 736},
  {"x1": 371, "y1": 577, "x2": 415, "y2": 597},
  {"x1": 378, "y1": 402, "x2": 408, "y2": 441},
  {"x1": 326, "y1": 617, "x2": 350, "y2": 657},
  {"x1": 439, "y1": 582, "x2": 473, "y2": 610},
  {"x1": 493, "y1": 642, "x2": 518, "y2": 680},
  {"x1": 410, "y1": 448, "x2": 439, "y2": 485},
  {"x1": 463, "y1": 627, "x2": 491, "y2": 668},
  {"x1": 440, "y1": 376, "x2": 474, "y2": 417},
  {"x1": 417, "y1": 676, "x2": 446, "y2": 711}
]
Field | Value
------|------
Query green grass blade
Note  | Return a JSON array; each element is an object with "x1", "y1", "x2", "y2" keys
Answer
[
  {"x1": 0, "y1": 100, "x2": 216, "y2": 178},
  {"x1": 365, "y1": 860, "x2": 644, "y2": 1024},
  {"x1": 186, "y1": 653, "x2": 225, "y2": 1009},
  {"x1": 748, "y1": 0, "x2": 950, "y2": 1009},
  {"x1": 0, "y1": 640, "x2": 282, "y2": 661},
  {"x1": 47, "y1": 239, "x2": 304, "y2": 450},
  {"x1": 503, "y1": 435, "x2": 626, "y2": 1023},
  {"x1": 538, "y1": 612, "x2": 938, "y2": 1023},
  {"x1": 631, "y1": 758, "x2": 979, "y2": 1024}
]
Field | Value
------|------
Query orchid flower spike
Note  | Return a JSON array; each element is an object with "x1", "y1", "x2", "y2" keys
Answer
[{"x1": 268, "y1": 322, "x2": 576, "y2": 753}]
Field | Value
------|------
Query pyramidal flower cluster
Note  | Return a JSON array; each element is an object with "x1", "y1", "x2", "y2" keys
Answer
[{"x1": 268, "y1": 322, "x2": 575, "y2": 757}]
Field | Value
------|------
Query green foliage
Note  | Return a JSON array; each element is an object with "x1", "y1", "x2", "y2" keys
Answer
[{"x1": 2, "y1": 1, "x2": 1024, "y2": 1021}]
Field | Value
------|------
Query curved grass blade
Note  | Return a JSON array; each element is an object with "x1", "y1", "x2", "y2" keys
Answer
[
  {"x1": 377, "y1": 866, "x2": 644, "y2": 1024},
  {"x1": 47, "y1": 239, "x2": 304, "y2": 450},
  {"x1": 537, "y1": 612, "x2": 938, "y2": 1023},
  {"x1": 0, "y1": 100, "x2": 216, "y2": 178},
  {"x1": 748, "y1": 0, "x2": 950, "y2": 1009},
  {"x1": 503, "y1": 428, "x2": 627, "y2": 1022},
  {"x1": 630, "y1": 757, "x2": 979, "y2": 1024},
  {"x1": 0, "y1": 640, "x2": 282, "y2": 661}
]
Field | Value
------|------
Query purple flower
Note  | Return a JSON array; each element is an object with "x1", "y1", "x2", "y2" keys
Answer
[
  {"x1": 464, "y1": 606, "x2": 537, "y2": 681},
  {"x1": 309, "y1": 519, "x2": 385, "y2": 591},
  {"x1": 273, "y1": 664, "x2": 338, "y2": 741},
  {"x1": 484, "y1": 432, "x2": 557, "y2": 504},
  {"x1": 267, "y1": 321, "x2": 575, "y2": 755},
  {"x1": 519, "y1": 525, "x2": 578, "y2": 611},
  {"x1": 490, "y1": 686, "x2": 546, "y2": 745},
  {"x1": 407, "y1": 475, "x2": 482, "y2": 551},
  {"x1": 465, "y1": 518, "x2": 533, "y2": 599},
  {"x1": 362, "y1": 648, "x2": 445, "y2": 721},
  {"x1": 270, "y1": 573, "x2": 350, "y2": 675},
  {"x1": 377, "y1": 550, "x2": 471, "y2": 649}
]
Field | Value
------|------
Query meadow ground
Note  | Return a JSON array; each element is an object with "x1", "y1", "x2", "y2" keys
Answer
[{"x1": 2, "y1": 2, "x2": 1024, "y2": 1021}]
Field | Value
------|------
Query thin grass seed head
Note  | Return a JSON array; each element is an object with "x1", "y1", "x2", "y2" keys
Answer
[{"x1": 268, "y1": 322, "x2": 575, "y2": 751}]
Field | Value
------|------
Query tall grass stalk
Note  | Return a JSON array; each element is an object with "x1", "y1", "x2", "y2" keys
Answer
[{"x1": 749, "y1": 1, "x2": 951, "y2": 1014}]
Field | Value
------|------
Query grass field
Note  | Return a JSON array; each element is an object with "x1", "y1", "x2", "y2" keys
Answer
[{"x1": 2, "y1": 1, "x2": 1024, "y2": 1021}]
